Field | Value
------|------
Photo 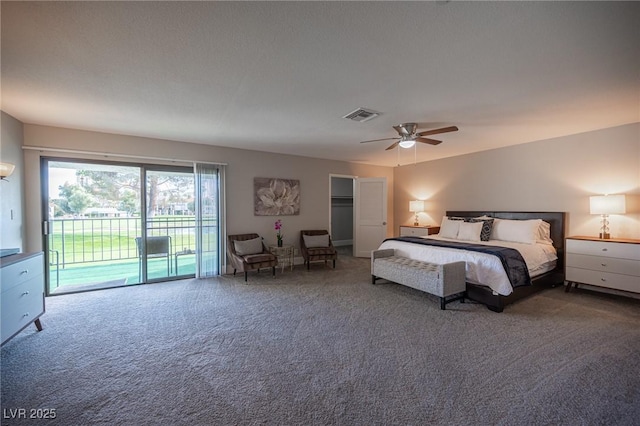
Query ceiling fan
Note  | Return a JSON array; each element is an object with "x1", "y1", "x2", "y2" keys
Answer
[{"x1": 360, "y1": 123, "x2": 458, "y2": 150}]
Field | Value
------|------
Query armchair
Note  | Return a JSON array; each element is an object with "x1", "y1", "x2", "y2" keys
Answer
[
  {"x1": 227, "y1": 233, "x2": 278, "y2": 282},
  {"x1": 300, "y1": 230, "x2": 337, "y2": 270}
]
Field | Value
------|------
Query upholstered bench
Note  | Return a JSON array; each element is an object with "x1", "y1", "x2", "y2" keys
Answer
[{"x1": 371, "y1": 249, "x2": 466, "y2": 310}]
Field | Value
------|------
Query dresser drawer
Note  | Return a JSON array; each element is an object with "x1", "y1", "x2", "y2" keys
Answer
[
  {"x1": 1, "y1": 276, "x2": 45, "y2": 343},
  {"x1": 399, "y1": 226, "x2": 439, "y2": 237},
  {"x1": 566, "y1": 253, "x2": 640, "y2": 277},
  {"x1": 0, "y1": 254, "x2": 44, "y2": 292},
  {"x1": 566, "y1": 239, "x2": 640, "y2": 261},
  {"x1": 566, "y1": 267, "x2": 640, "y2": 293}
]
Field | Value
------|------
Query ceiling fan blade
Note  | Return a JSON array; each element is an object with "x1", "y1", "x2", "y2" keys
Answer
[
  {"x1": 416, "y1": 137, "x2": 442, "y2": 145},
  {"x1": 385, "y1": 141, "x2": 400, "y2": 151},
  {"x1": 393, "y1": 125, "x2": 409, "y2": 136},
  {"x1": 417, "y1": 125, "x2": 459, "y2": 137},
  {"x1": 360, "y1": 137, "x2": 399, "y2": 144}
]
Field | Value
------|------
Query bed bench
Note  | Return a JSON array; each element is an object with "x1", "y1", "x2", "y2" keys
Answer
[{"x1": 371, "y1": 249, "x2": 466, "y2": 310}]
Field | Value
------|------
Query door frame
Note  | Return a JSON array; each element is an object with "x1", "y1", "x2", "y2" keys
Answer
[
  {"x1": 329, "y1": 174, "x2": 356, "y2": 256},
  {"x1": 328, "y1": 174, "x2": 388, "y2": 258},
  {"x1": 41, "y1": 157, "x2": 197, "y2": 295}
]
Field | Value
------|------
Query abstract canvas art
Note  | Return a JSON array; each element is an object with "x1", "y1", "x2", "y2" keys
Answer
[{"x1": 254, "y1": 177, "x2": 300, "y2": 216}]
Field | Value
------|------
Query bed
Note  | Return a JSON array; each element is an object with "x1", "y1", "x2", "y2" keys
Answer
[{"x1": 378, "y1": 211, "x2": 566, "y2": 312}]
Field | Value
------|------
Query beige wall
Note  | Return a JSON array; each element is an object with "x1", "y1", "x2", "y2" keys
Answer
[
  {"x1": 394, "y1": 123, "x2": 640, "y2": 239},
  {"x1": 22, "y1": 124, "x2": 394, "y2": 253},
  {"x1": 0, "y1": 111, "x2": 25, "y2": 250},
  {"x1": 12, "y1": 120, "x2": 640, "y2": 256}
]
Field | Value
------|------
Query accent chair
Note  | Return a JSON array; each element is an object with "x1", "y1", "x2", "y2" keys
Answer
[
  {"x1": 227, "y1": 233, "x2": 278, "y2": 282},
  {"x1": 300, "y1": 230, "x2": 338, "y2": 270}
]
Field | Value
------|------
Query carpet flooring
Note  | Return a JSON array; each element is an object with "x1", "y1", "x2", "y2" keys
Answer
[{"x1": 2, "y1": 254, "x2": 639, "y2": 425}]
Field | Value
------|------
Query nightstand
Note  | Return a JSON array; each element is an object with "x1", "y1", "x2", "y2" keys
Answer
[
  {"x1": 399, "y1": 226, "x2": 440, "y2": 237},
  {"x1": 565, "y1": 236, "x2": 640, "y2": 294}
]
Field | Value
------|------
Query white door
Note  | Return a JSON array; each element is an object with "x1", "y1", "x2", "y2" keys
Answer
[{"x1": 354, "y1": 177, "x2": 387, "y2": 258}]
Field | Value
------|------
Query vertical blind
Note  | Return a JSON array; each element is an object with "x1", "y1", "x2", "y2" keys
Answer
[{"x1": 194, "y1": 163, "x2": 225, "y2": 278}]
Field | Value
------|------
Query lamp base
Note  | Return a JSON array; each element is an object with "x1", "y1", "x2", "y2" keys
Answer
[
  {"x1": 413, "y1": 221, "x2": 419, "y2": 226},
  {"x1": 599, "y1": 232, "x2": 610, "y2": 239}
]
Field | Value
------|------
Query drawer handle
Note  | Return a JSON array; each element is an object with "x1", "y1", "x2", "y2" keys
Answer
[
  {"x1": 22, "y1": 291, "x2": 30, "y2": 296},
  {"x1": 600, "y1": 278, "x2": 606, "y2": 282},
  {"x1": 602, "y1": 248, "x2": 608, "y2": 252},
  {"x1": 20, "y1": 269, "x2": 29, "y2": 275},
  {"x1": 22, "y1": 312, "x2": 29, "y2": 317},
  {"x1": 601, "y1": 263, "x2": 607, "y2": 267}
]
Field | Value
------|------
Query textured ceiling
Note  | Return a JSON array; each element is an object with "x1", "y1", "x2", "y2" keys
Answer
[{"x1": 1, "y1": 1, "x2": 638, "y2": 167}]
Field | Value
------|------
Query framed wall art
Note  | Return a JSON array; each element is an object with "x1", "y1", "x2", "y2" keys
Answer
[{"x1": 254, "y1": 177, "x2": 300, "y2": 216}]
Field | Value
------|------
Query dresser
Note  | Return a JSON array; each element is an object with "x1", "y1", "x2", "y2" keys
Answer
[
  {"x1": 565, "y1": 236, "x2": 640, "y2": 295},
  {"x1": 399, "y1": 226, "x2": 440, "y2": 237},
  {"x1": 1, "y1": 252, "x2": 45, "y2": 345}
]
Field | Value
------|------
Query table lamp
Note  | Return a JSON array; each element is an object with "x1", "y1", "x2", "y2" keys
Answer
[
  {"x1": 409, "y1": 200, "x2": 425, "y2": 226},
  {"x1": 590, "y1": 194, "x2": 626, "y2": 239}
]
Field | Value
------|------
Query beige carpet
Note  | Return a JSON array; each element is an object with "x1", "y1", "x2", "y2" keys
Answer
[{"x1": 2, "y1": 254, "x2": 639, "y2": 425}]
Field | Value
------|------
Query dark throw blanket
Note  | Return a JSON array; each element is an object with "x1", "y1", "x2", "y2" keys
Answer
[{"x1": 385, "y1": 237, "x2": 532, "y2": 288}]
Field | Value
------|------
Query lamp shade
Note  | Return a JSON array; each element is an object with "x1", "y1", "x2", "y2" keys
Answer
[
  {"x1": 0, "y1": 162, "x2": 15, "y2": 179},
  {"x1": 409, "y1": 200, "x2": 425, "y2": 213},
  {"x1": 590, "y1": 195, "x2": 626, "y2": 215}
]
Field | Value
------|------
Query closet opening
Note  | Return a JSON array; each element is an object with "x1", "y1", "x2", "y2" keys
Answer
[{"x1": 330, "y1": 175, "x2": 355, "y2": 257}]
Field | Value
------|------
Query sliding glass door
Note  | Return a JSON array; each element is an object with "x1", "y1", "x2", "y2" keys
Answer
[
  {"x1": 143, "y1": 167, "x2": 196, "y2": 282},
  {"x1": 42, "y1": 158, "x2": 211, "y2": 295}
]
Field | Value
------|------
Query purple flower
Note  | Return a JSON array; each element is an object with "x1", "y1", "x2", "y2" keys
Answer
[{"x1": 275, "y1": 219, "x2": 283, "y2": 241}]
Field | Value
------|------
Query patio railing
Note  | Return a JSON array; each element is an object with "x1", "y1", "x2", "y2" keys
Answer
[{"x1": 48, "y1": 216, "x2": 198, "y2": 268}]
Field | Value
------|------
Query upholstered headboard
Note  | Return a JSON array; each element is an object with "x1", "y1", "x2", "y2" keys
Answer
[{"x1": 445, "y1": 211, "x2": 567, "y2": 267}]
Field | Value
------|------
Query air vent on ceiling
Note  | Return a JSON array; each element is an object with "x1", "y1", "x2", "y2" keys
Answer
[{"x1": 342, "y1": 108, "x2": 380, "y2": 123}]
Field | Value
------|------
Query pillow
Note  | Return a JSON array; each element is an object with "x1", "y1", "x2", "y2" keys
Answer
[
  {"x1": 439, "y1": 216, "x2": 461, "y2": 239},
  {"x1": 465, "y1": 218, "x2": 494, "y2": 241},
  {"x1": 303, "y1": 234, "x2": 330, "y2": 248},
  {"x1": 456, "y1": 221, "x2": 483, "y2": 242},
  {"x1": 490, "y1": 219, "x2": 541, "y2": 245},
  {"x1": 234, "y1": 237, "x2": 263, "y2": 255},
  {"x1": 537, "y1": 220, "x2": 553, "y2": 245}
]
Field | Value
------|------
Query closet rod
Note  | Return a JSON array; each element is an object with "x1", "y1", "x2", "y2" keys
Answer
[{"x1": 22, "y1": 145, "x2": 227, "y2": 166}]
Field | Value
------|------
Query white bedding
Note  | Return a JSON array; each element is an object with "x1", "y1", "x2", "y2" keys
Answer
[{"x1": 377, "y1": 235, "x2": 558, "y2": 296}]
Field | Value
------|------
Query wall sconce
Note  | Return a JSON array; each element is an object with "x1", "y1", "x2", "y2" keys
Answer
[
  {"x1": 590, "y1": 194, "x2": 626, "y2": 239},
  {"x1": 409, "y1": 200, "x2": 426, "y2": 226},
  {"x1": 0, "y1": 162, "x2": 15, "y2": 181}
]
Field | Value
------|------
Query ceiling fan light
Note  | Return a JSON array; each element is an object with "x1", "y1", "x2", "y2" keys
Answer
[{"x1": 398, "y1": 140, "x2": 415, "y2": 149}]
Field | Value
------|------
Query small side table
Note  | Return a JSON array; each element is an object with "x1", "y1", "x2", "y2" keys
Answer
[{"x1": 269, "y1": 245, "x2": 294, "y2": 272}]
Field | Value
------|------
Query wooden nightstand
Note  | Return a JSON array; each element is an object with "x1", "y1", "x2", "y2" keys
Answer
[
  {"x1": 399, "y1": 225, "x2": 440, "y2": 237},
  {"x1": 565, "y1": 236, "x2": 640, "y2": 295}
]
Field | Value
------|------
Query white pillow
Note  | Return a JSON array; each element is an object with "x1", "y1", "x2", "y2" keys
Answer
[
  {"x1": 456, "y1": 221, "x2": 483, "y2": 242},
  {"x1": 303, "y1": 234, "x2": 330, "y2": 248},
  {"x1": 234, "y1": 237, "x2": 263, "y2": 255},
  {"x1": 439, "y1": 216, "x2": 461, "y2": 239},
  {"x1": 490, "y1": 219, "x2": 541, "y2": 245},
  {"x1": 537, "y1": 220, "x2": 553, "y2": 245}
]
